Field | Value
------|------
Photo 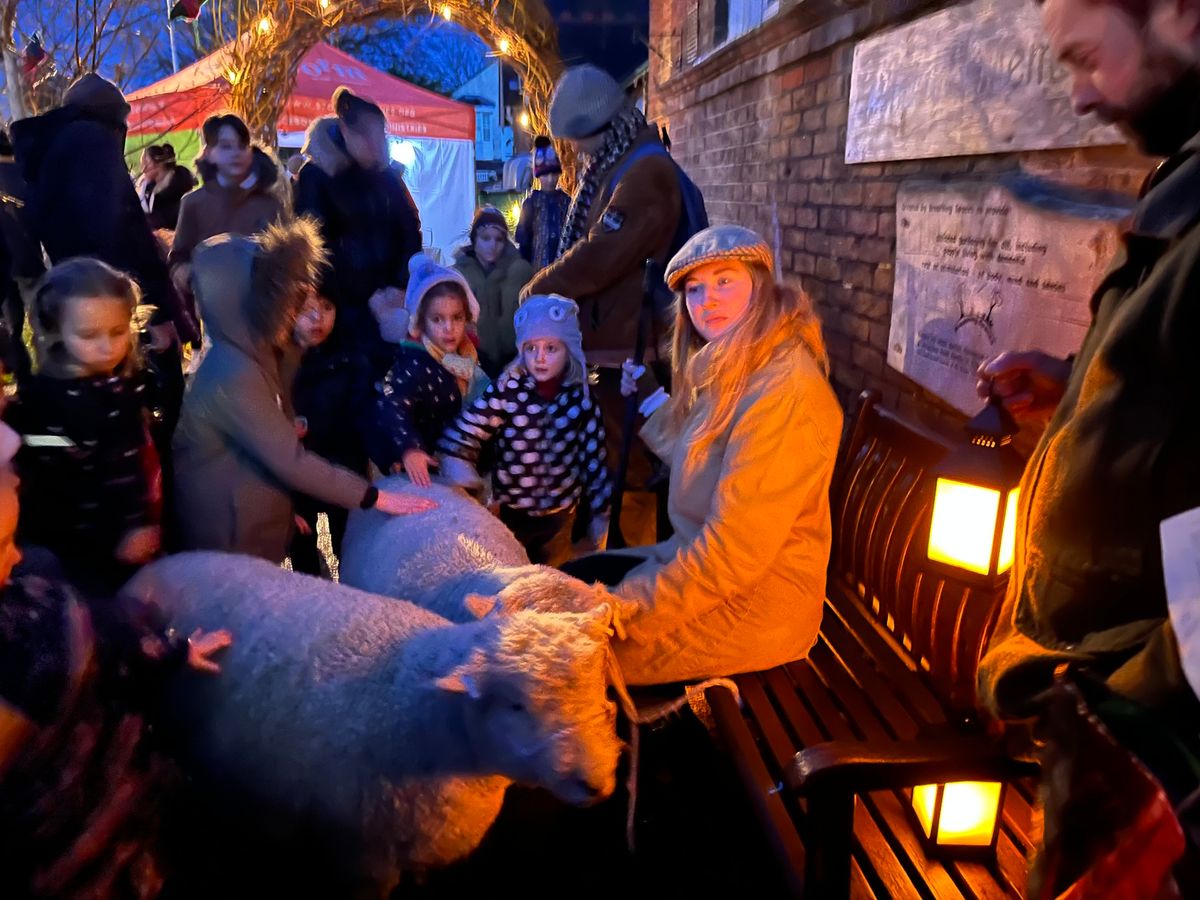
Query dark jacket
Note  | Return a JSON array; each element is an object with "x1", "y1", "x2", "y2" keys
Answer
[
  {"x1": 295, "y1": 116, "x2": 422, "y2": 364},
  {"x1": 439, "y1": 372, "x2": 611, "y2": 516},
  {"x1": 8, "y1": 372, "x2": 159, "y2": 571},
  {"x1": 168, "y1": 148, "x2": 287, "y2": 269},
  {"x1": 172, "y1": 221, "x2": 371, "y2": 562},
  {"x1": 980, "y1": 132, "x2": 1200, "y2": 719},
  {"x1": 0, "y1": 156, "x2": 44, "y2": 281},
  {"x1": 10, "y1": 74, "x2": 197, "y2": 343},
  {"x1": 145, "y1": 162, "x2": 195, "y2": 231},
  {"x1": 365, "y1": 342, "x2": 464, "y2": 473},
  {"x1": 515, "y1": 187, "x2": 570, "y2": 272},
  {"x1": 453, "y1": 244, "x2": 534, "y2": 377},
  {"x1": 524, "y1": 126, "x2": 681, "y2": 366},
  {"x1": 291, "y1": 335, "x2": 371, "y2": 473}
]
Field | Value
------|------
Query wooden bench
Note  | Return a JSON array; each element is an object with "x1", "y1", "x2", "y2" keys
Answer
[{"x1": 706, "y1": 391, "x2": 1038, "y2": 898}]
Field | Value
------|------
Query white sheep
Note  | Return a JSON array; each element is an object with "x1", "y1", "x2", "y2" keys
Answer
[
  {"x1": 123, "y1": 551, "x2": 622, "y2": 894},
  {"x1": 341, "y1": 480, "x2": 609, "y2": 622}
]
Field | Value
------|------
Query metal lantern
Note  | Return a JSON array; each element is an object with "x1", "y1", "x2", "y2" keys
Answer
[
  {"x1": 926, "y1": 397, "x2": 1024, "y2": 580},
  {"x1": 912, "y1": 780, "x2": 1006, "y2": 858}
]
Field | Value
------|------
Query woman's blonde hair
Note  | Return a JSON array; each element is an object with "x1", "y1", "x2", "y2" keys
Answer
[{"x1": 665, "y1": 263, "x2": 829, "y2": 458}]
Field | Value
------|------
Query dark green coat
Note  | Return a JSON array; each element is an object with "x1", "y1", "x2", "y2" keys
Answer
[{"x1": 980, "y1": 136, "x2": 1200, "y2": 718}]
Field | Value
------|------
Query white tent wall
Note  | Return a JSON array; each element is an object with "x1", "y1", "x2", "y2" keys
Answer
[{"x1": 278, "y1": 132, "x2": 475, "y2": 263}]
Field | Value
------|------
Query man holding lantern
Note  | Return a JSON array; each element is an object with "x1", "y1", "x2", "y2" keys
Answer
[{"x1": 977, "y1": 0, "x2": 1200, "y2": 719}]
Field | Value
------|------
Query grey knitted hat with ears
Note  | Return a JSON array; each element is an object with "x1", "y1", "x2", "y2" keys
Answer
[
  {"x1": 549, "y1": 65, "x2": 627, "y2": 140},
  {"x1": 366, "y1": 252, "x2": 481, "y2": 344},
  {"x1": 514, "y1": 294, "x2": 586, "y2": 377}
]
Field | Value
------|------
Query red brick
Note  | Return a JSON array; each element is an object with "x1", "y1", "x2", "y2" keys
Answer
[
  {"x1": 832, "y1": 181, "x2": 864, "y2": 206},
  {"x1": 815, "y1": 256, "x2": 841, "y2": 280},
  {"x1": 795, "y1": 206, "x2": 819, "y2": 228},
  {"x1": 808, "y1": 182, "x2": 834, "y2": 204},
  {"x1": 858, "y1": 237, "x2": 894, "y2": 264},
  {"x1": 841, "y1": 261, "x2": 875, "y2": 289},
  {"x1": 793, "y1": 252, "x2": 817, "y2": 275},
  {"x1": 862, "y1": 181, "x2": 898, "y2": 207},
  {"x1": 812, "y1": 131, "x2": 839, "y2": 156},
  {"x1": 819, "y1": 207, "x2": 848, "y2": 231},
  {"x1": 851, "y1": 342, "x2": 886, "y2": 377},
  {"x1": 788, "y1": 135, "x2": 813, "y2": 157},
  {"x1": 801, "y1": 107, "x2": 825, "y2": 130},
  {"x1": 846, "y1": 210, "x2": 879, "y2": 236},
  {"x1": 873, "y1": 264, "x2": 895, "y2": 294}
]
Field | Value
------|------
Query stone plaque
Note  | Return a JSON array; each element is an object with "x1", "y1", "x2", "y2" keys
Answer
[
  {"x1": 846, "y1": 0, "x2": 1125, "y2": 163},
  {"x1": 888, "y1": 177, "x2": 1129, "y2": 414}
]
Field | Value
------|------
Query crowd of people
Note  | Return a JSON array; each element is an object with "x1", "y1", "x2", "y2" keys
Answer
[{"x1": 1, "y1": 0, "x2": 1200, "y2": 886}]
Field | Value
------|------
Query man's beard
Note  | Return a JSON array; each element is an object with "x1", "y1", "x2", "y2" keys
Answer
[{"x1": 1096, "y1": 41, "x2": 1200, "y2": 156}]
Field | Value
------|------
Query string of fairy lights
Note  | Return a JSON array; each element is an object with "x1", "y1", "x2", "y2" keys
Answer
[{"x1": 206, "y1": 0, "x2": 570, "y2": 181}]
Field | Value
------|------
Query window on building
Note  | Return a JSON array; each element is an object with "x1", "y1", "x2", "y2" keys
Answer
[
  {"x1": 683, "y1": 0, "x2": 779, "y2": 68},
  {"x1": 479, "y1": 110, "x2": 493, "y2": 143}
]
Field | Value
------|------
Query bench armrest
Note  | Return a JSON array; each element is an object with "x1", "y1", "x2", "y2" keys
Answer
[{"x1": 787, "y1": 734, "x2": 1039, "y2": 795}]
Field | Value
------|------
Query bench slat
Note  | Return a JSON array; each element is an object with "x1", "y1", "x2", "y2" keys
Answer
[{"x1": 851, "y1": 795, "x2": 937, "y2": 900}]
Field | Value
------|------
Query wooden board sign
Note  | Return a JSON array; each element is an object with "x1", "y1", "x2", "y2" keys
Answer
[{"x1": 846, "y1": 0, "x2": 1126, "y2": 163}]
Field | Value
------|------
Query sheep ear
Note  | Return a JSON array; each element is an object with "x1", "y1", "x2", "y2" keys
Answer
[
  {"x1": 434, "y1": 650, "x2": 486, "y2": 698},
  {"x1": 463, "y1": 593, "x2": 499, "y2": 619}
]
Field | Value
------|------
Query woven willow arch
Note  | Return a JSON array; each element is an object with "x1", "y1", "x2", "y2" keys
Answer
[{"x1": 221, "y1": 1, "x2": 562, "y2": 159}]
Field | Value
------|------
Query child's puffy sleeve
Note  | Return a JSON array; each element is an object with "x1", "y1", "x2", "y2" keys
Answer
[
  {"x1": 368, "y1": 357, "x2": 427, "y2": 472},
  {"x1": 439, "y1": 378, "x2": 510, "y2": 466},
  {"x1": 579, "y1": 391, "x2": 611, "y2": 514}
]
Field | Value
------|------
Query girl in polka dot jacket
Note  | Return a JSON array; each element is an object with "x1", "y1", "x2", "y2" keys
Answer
[
  {"x1": 366, "y1": 253, "x2": 490, "y2": 486},
  {"x1": 439, "y1": 294, "x2": 610, "y2": 566}
]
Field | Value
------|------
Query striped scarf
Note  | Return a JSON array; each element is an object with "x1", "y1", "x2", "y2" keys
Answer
[{"x1": 558, "y1": 108, "x2": 649, "y2": 256}]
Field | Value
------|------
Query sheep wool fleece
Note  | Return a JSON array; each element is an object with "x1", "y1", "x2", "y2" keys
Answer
[
  {"x1": 124, "y1": 551, "x2": 621, "y2": 891},
  {"x1": 341, "y1": 480, "x2": 606, "y2": 624}
]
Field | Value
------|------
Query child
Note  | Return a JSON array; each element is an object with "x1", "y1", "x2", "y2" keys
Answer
[
  {"x1": 454, "y1": 206, "x2": 534, "y2": 378},
  {"x1": 515, "y1": 136, "x2": 570, "y2": 271},
  {"x1": 7, "y1": 258, "x2": 163, "y2": 595},
  {"x1": 366, "y1": 253, "x2": 489, "y2": 487},
  {"x1": 172, "y1": 218, "x2": 434, "y2": 563},
  {"x1": 0, "y1": 418, "x2": 232, "y2": 898},
  {"x1": 288, "y1": 288, "x2": 368, "y2": 576},
  {"x1": 440, "y1": 294, "x2": 610, "y2": 566}
]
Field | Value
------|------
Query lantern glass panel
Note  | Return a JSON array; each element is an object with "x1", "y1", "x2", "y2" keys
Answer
[{"x1": 927, "y1": 479, "x2": 1001, "y2": 575}]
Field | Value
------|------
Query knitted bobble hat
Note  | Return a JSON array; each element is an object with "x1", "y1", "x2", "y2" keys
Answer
[
  {"x1": 394, "y1": 252, "x2": 481, "y2": 341},
  {"x1": 548, "y1": 65, "x2": 627, "y2": 140},
  {"x1": 664, "y1": 224, "x2": 775, "y2": 290},
  {"x1": 514, "y1": 294, "x2": 586, "y2": 380}
]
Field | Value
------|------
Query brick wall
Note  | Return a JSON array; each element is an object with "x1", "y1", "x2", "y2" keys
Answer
[{"x1": 649, "y1": 0, "x2": 1151, "y2": 434}]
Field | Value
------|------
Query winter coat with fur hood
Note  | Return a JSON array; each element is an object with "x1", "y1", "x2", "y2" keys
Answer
[
  {"x1": 295, "y1": 117, "x2": 422, "y2": 350},
  {"x1": 10, "y1": 74, "x2": 198, "y2": 343},
  {"x1": 168, "y1": 148, "x2": 286, "y2": 269},
  {"x1": 172, "y1": 219, "x2": 372, "y2": 562}
]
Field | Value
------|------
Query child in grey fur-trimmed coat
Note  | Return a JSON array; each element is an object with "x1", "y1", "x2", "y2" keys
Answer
[{"x1": 439, "y1": 295, "x2": 610, "y2": 566}]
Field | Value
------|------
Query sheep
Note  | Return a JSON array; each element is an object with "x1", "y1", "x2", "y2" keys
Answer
[
  {"x1": 123, "y1": 551, "x2": 622, "y2": 895},
  {"x1": 340, "y1": 479, "x2": 611, "y2": 623}
]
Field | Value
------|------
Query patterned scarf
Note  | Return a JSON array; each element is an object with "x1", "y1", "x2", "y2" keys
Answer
[
  {"x1": 558, "y1": 107, "x2": 649, "y2": 256},
  {"x1": 422, "y1": 335, "x2": 480, "y2": 397}
]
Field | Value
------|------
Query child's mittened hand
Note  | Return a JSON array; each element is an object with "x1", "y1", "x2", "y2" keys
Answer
[
  {"x1": 375, "y1": 490, "x2": 439, "y2": 516},
  {"x1": 400, "y1": 448, "x2": 438, "y2": 488},
  {"x1": 187, "y1": 628, "x2": 232, "y2": 674},
  {"x1": 620, "y1": 360, "x2": 646, "y2": 397},
  {"x1": 116, "y1": 526, "x2": 161, "y2": 565},
  {"x1": 588, "y1": 514, "x2": 610, "y2": 552}
]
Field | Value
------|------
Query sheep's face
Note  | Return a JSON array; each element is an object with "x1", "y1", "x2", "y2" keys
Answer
[{"x1": 436, "y1": 604, "x2": 621, "y2": 805}]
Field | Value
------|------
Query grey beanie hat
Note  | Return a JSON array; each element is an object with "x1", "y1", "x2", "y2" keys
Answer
[
  {"x1": 514, "y1": 294, "x2": 586, "y2": 380},
  {"x1": 664, "y1": 224, "x2": 775, "y2": 290},
  {"x1": 549, "y1": 65, "x2": 627, "y2": 140},
  {"x1": 404, "y1": 252, "x2": 480, "y2": 338}
]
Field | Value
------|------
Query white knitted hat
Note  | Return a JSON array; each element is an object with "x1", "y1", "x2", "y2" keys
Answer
[
  {"x1": 549, "y1": 65, "x2": 627, "y2": 140},
  {"x1": 404, "y1": 252, "x2": 480, "y2": 338}
]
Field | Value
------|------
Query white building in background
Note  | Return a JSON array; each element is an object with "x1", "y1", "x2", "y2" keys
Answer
[{"x1": 452, "y1": 59, "x2": 516, "y2": 191}]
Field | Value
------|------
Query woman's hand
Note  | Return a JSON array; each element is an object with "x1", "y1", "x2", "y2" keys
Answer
[
  {"x1": 187, "y1": 628, "x2": 232, "y2": 674},
  {"x1": 115, "y1": 525, "x2": 161, "y2": 565},
  {"x1": 375, "y1": 490, "x2": 438, "y2": 516},
  {"x1": 398, "y1": 449, "x2": 438, "y2": 487},
  {"x1": 620, "y1": 359, "x2": 646, "y2": 398}
]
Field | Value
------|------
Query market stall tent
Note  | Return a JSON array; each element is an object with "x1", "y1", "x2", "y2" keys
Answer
[{"x1": 126, "y1": 42, "x2": 476, "y2": 258}]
